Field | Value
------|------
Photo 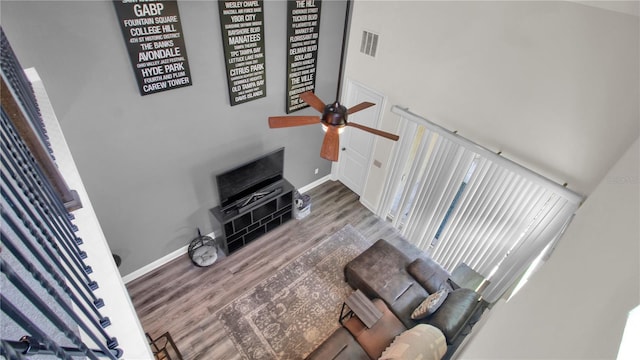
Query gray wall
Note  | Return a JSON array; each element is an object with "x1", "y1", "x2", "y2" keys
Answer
[{"x1": 1, "y1": 0, "x2": 347, "y2": 275}]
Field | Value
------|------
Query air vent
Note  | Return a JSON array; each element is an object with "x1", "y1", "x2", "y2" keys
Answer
[{"x1": 360, "y1": 30, "x2": 379, "y2": 57}]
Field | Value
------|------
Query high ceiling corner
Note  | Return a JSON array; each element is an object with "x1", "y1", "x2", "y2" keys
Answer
[{"x1": 570, "y1": 0, "x2": 640, "y2": 17}]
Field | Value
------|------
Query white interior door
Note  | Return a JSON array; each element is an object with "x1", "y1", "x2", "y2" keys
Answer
[{"x1": 337, "y1": 80, "x2": 385, "y2": 196}]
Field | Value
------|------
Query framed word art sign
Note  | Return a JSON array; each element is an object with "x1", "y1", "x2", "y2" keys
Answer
[
  {"x1": 286, "y1": 0, "x2": 321, "y2": 113},
  {"x1": 113, "y1": 0, "x2": 193, "y2": 95},
  {"x1": 218, "y1": 0, "x2": 267, "y2": 106}
]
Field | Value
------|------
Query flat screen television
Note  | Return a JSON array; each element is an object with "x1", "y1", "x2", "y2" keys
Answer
[{"x1": 216, "y1": 147, "x2": 284, "y2": 211}]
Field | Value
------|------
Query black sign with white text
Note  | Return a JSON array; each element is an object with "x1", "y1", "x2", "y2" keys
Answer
[
  {"x1": 113, "y1": 0, "x2": 192, "y2": 95},
  {"x1": 218, "y1": 0, "x2": 267, "y2": 106},
  {"x1": 286, "y1": 0, "x2": 321, "y2": 113}
]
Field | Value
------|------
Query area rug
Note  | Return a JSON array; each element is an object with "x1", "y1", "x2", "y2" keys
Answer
[{"x1": 217, "y1": 224, "x2": 371, "y2": 360}]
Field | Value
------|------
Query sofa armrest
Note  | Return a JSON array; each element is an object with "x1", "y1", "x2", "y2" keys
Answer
[{"x1": 422, "y1": 288, "x2": 483, "y2": 344}]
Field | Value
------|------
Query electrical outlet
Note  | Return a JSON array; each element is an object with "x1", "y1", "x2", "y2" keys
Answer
[{"x1": 314, "y1": 168, "x2": 319, "y2": 174}]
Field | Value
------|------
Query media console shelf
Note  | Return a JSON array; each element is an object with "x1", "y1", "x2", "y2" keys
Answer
[{"x1": 210, "y1": 179, "x2": 294, "y2": 255}]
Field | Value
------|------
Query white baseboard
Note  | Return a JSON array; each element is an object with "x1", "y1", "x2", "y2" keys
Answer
[
  {"x1": 122, "y1": 244, "x2": 190, "y2": 283},
  {"x1": 360, "y1": 197, "x2": 378, "y2": 214},
  {"x1": 123, "y1": 231, "x2": 216, "y2": 284},
  {"x1": 123, "y1": 176, "x2": 332, "y2": 284},
  {"x1": 298, "y1": 174, "x2": 332, "y2": 194}
]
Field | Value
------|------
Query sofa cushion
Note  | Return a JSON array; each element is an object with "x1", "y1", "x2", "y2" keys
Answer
[
  {"x1": 411, "y1": 288, "x2": 449, "y2": 320},
  {"x1": 379, "y1": 324, "x2": 447, "y2": 360},
  {"x1": 345, "y1": 240, "x2": 429, "y2": 328},
  {"x1": 305, "y1": 327, "x2": 369, "y2": 360},
  {"x1": 344, "y1": 240, "x2": 421, "y2": 305},
  {"x1": 381, "y1": 274, "x2": 416, "y2": 302},
  {"x1": 406, "y1": 258, "x2": 452, "y2": 294},
  {"x1": 423, "y1": 288, "x2": 482, "y2": 344}
]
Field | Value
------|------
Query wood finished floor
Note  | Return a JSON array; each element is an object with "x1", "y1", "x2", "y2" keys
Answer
[{"x1": 126, "y1": 180, "x2": 405, "y2": 360}]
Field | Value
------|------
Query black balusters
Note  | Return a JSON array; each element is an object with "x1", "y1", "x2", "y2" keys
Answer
[{"x1": 1, "y1": 25, "x2": 122, "y2": 359}]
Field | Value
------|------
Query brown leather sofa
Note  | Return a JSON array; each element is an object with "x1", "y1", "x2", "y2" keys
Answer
[{"x1": 344, "y1": 239, "x2": 488, "y2": 360}]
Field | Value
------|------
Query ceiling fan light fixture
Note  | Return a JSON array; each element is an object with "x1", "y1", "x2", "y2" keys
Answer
[{"x1": 321, "y1": 124, "x2": 345, "y2": 134}]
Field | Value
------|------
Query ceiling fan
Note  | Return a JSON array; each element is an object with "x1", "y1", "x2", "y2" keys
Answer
[{"x1": 268, "y1": 91, "x2": 399, "y2": 161}]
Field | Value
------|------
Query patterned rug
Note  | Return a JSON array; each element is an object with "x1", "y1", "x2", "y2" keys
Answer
[{"x1": 217, "y1": 224, "x2": 371, "y2": 360}]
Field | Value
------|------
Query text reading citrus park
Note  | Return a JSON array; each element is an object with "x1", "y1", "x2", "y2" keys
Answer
[
  {"x1": 114, "y1": 0, "x2": 192, "y2": 95},
  {"x1": 219, "y1": 0, "x2": 266, "y2": 105},
  {"x1": 286, "y1": 0, "x2": 321, "y2": 113}
]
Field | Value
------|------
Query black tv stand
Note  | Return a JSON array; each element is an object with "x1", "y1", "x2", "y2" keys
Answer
[{"x1": 210, "y1": 179, "x2": 293, "y2": 255}]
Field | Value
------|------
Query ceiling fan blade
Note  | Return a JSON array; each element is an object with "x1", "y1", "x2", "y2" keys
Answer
[
  {"x1": 347, "y1": 122, "x2": 400, "y2": 141},
  {"x1": 299, "y1": 91, "x2": 326, "y2": 113},
  {"x1": 268, "y1": 116, "x2": 320, "y2": 128},
  {"x1": 320, "y1": 126, "x2": 340, "y2": 161},
  {"x1": 347, "y1": 102, "x2": 375, "y2": 115}
]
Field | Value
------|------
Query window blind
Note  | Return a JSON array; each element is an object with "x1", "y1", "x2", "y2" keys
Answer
[{"x1": 378, "y1": 106, "x2": 584, "y2": 303}]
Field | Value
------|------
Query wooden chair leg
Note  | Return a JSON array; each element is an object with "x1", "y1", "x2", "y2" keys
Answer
[{"x1": 146, "y1": 332, "x2": 183, "y2": 360}]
